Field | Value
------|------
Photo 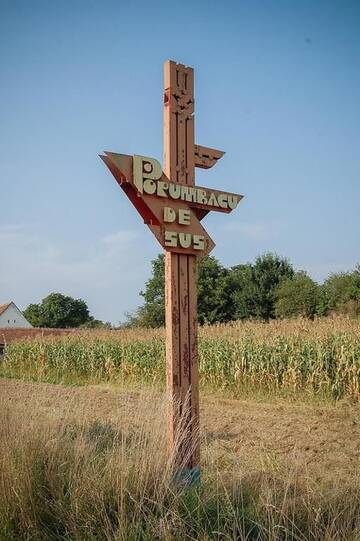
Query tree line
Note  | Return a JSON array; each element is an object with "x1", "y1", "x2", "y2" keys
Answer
[
  {"x1": 128, "y1": 253, "x2": 360, "y2": 327},
  {"x1": 23, "y1": 253, "x2": 360, "y2": 329},
  {"x1": 24, "y1": 293, "x2": 112, "y2": 329}
]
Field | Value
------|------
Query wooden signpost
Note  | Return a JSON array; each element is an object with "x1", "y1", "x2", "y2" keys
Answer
[{"x1": 100, "y1": 60, "x2": 243, "y2": 484}]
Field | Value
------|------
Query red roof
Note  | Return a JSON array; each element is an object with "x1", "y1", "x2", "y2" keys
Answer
[{"x1": 0, "y1": 303, "x2": 11, "y2": 317}]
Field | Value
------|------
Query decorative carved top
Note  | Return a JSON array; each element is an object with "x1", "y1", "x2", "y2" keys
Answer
[{"x1": 194, "y1": 145, "x2": 225, "y2": 169}]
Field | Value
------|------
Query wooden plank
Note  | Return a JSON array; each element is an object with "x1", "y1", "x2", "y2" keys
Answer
[
  {"x1": 188, "y1": 254, "x2": 199, "y2": 467},
  {"x1": 164, "y1": 60, "x2": 200, "y2": 477},
  {"x1": 164, "y1": 60, "x2": 178, "y2": 182},
  {"x1": 185, "y1": 67, "x2": 195, "y2": 186},
  {"x1": 177, "y1": 112, "x2": 186, "y2": 184},
  {"x1": 186, "y1": 115, "x2": 195, "y2": 185},
  {"x1": 165, "y1": 251, "x2": 180, "y2": 458},
  {"x1": 178, "y1": 253, "x2": 190, "y2": 428},
  {"x1": 194, "y1": 145, "x2": 225, "y2": 169}
]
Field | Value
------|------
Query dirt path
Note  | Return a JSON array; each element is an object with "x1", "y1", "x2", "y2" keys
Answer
[{"x1": 1, "y1": 378, "x2": 359, "y2": 486}]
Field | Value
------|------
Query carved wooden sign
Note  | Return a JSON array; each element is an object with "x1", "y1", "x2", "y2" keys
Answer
[
  {"x1": 100, "y1": 60, "x2": 243, "y2": 485},
  {"x1": 100, "y1": 153, "x2": 242, "y2": 256}
]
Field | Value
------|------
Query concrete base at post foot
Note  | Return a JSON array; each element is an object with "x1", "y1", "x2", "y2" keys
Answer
[{"x1": 173, "y1": 465, "x2": 201, "y2": 487}]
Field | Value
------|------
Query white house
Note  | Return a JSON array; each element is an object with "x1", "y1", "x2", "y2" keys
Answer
[{"x1": 0, "y1": 302, "x2": 33, "y2": 328}]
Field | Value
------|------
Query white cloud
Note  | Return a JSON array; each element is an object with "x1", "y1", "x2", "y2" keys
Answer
[
  {"x1": 306, "y1": 262, "x2": 358, "y2": 282},
  {"x1": 221, "y1": 220, "x2": 280, "y2": 240},
  {"x1": 101, "y1": 230, "x2": 139, "y2": 245},
  {"x1": 0, "y1": 224, "x2": 155, "y2": 324}
]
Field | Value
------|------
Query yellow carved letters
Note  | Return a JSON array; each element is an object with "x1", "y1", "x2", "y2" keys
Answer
[
  {"x1": 164, "y1": 230, "x2": 178, "y2": 247},
  {"x1": 207, "y1": 192, "x2": 219, "y2": 207},
  {"x1": 196, "y1": 189, "x2": 207, "y2": 205},
  {"x1": 133, "y1": 155, "x2": 162, "y2": 193},
  {"x1": 179, "y1": 233, "x2": 192, "y2": 249},
  {"x1": 169, "y1": 183, "x2": 181, "y2": 199},
  {"x1": 164, "y1": 207, "x2": 176, "y2": 223},
  {"x1": 178, "y1": 209, "x2": 191, "y2": 225},
  {"x1": 228, "y1": 195, "x2": 239, "y2": 210},
  {"x1": 157, "y1": 181, "x2": 169, "y2": 197},
  {"x1": 143, "y1": 178, "x2": 157, "y2": 195},
  {"x1": 193, "y1": 235, "x2": 205, "y2": 250},
  {"x1": 217, "y1": 193, "x2": 228, "y2": 209}
]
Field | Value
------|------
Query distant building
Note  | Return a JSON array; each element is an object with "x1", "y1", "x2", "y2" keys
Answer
[{"x1": 0, "y1": 302, "x2": 33, "y2": 328}]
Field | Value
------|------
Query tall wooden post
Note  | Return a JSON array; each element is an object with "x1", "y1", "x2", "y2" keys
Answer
[
  {"x1": 163, "y1": 61, "x2": 199, "y2": 481},
  {"x1": 100, "y1": 59, "x2": 243, "y2": 486}
]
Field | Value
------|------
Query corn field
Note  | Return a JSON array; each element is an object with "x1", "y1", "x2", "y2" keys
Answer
[{"x1": 2, "y1": 316, "x2": 360, "y2": 399}]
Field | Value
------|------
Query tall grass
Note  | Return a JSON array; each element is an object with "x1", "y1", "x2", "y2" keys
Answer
[
  {"x1": 1, "y1": 392, "x2": 360, "y2": 540},
  {"x1": 2, "y1": 317, "x2": 360, "y2": 400}
]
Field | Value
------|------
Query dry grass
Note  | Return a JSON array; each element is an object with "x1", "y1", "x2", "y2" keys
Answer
[{"x1": 1, "y1": 387, "x2": 360, "y2": 541}]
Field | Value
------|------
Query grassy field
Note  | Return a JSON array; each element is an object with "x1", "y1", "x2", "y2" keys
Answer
[
  {"x1": 1, "y1": 317, "x2": 360, "y2": 540},
  {"x1": 2, "y1": 317, "x2": 360, "y2": 400},
  {"x1": 1, "y1": 378, "x2": 360, "y2": 541}
]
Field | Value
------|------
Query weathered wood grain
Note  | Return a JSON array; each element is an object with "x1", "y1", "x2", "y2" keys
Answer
[{"x1": 164, "y1": 60, "x2": 200, "y2": 473}]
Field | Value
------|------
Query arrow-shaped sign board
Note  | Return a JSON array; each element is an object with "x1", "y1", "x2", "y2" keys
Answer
[{"x1": 100, "y1": 152, "x2": 243, "y2": 257}]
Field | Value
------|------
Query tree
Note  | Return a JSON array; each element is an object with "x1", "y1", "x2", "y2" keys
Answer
[
  {"x1": 274, "y1": 272, "x2": 319, "y2": 319},
  {"x1": 24, "y1": 293, "x2": 91, "y2": 328},
  {"x1": 227, "y1": 263, "x2": 257, "y2": 320},
  {"x1": 319, "y1": 266, "x2": 360, "y2": 316},
  {"x1": 251, "y1": 253, "x2": 295, "y2": 319},
  {"x1": 129, "y1": 254, "x2": 231, "y2": 327},
  {"x1": 129, "y1": 252, "x2": 296, "y2": 327},
  {"x1": 135, "y1": 254, "x2": 166, "y2": 328},
  {"x1": 197, "y1": 257, "x2": 231, "y2": 324},
  {"x1": 80, "y1": 318, "x2": 112, "y2": 329},
  {"x1": 229, "y1": 253, "x2": 294, "y2": 320},
  {"x1": 23, "y1": 303, "x2": 43, "y2": 327}
]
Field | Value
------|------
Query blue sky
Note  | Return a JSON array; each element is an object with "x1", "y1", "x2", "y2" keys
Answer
[{"x1": 1, "y1": 0, "x2": 359, "y2": 323}]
